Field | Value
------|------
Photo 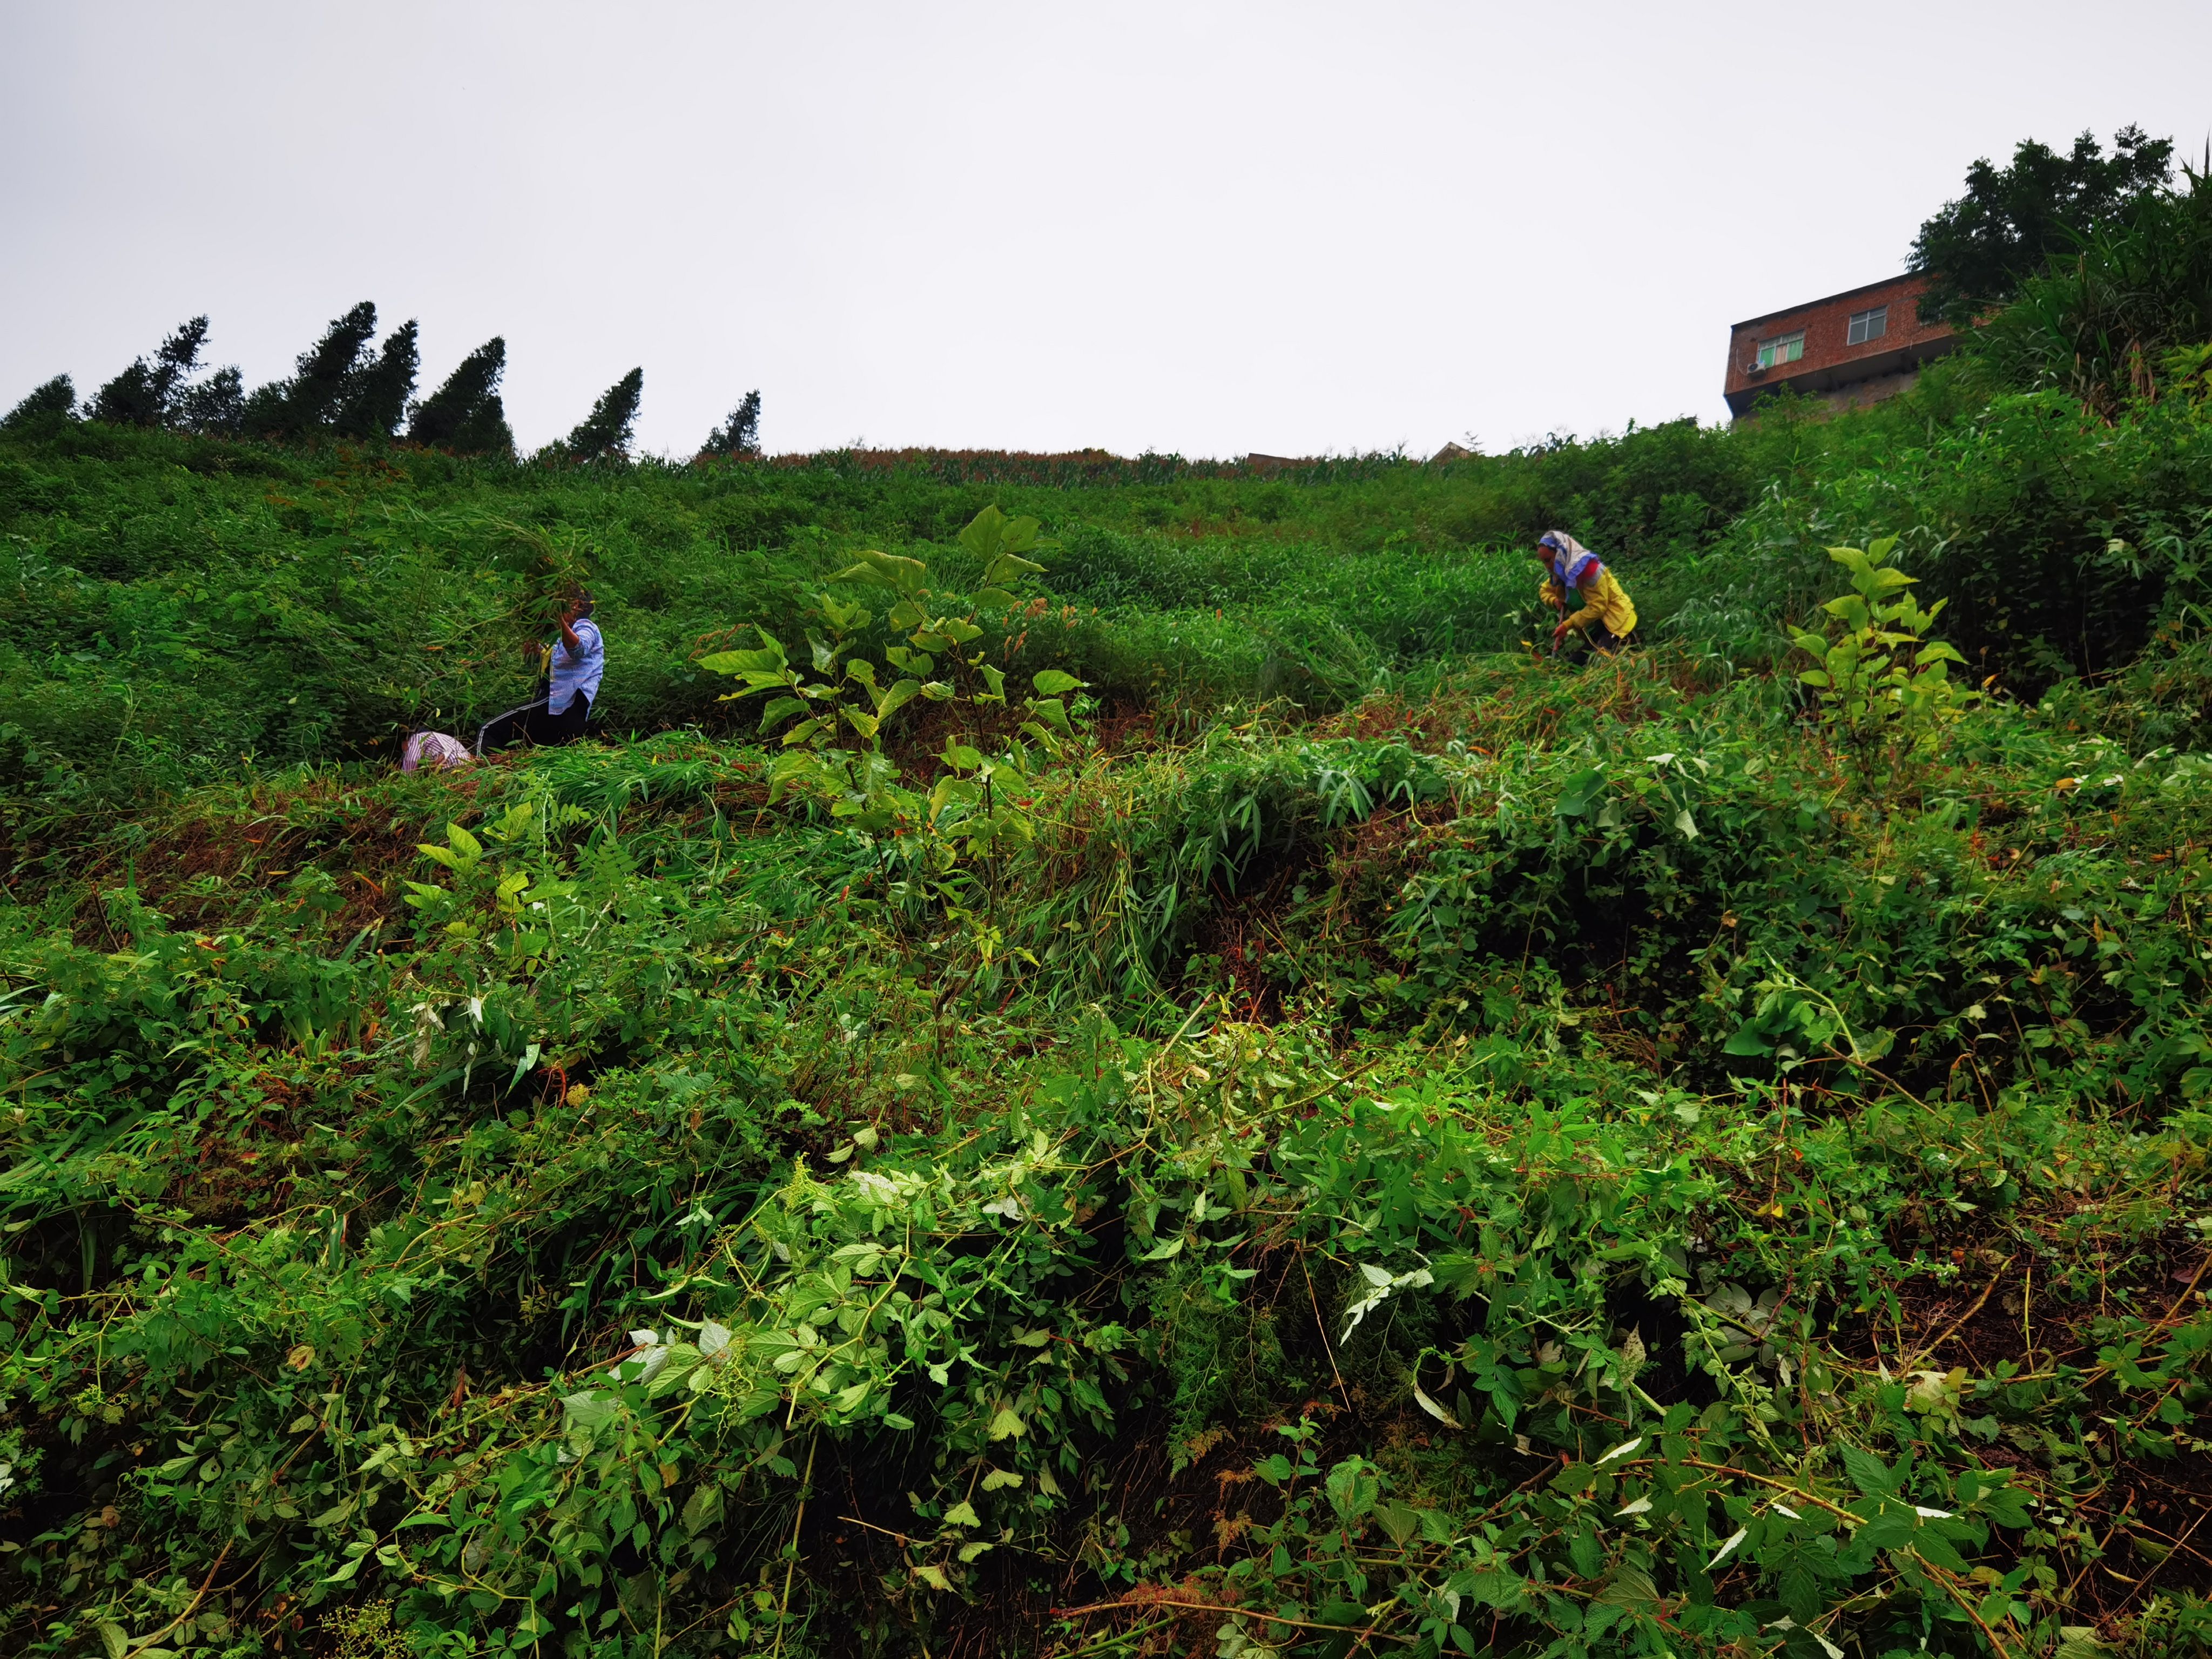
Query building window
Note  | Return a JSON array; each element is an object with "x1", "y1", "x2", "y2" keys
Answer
[
  {"x1": 1756, "y1": 332, "x2": 1804, "y2": 370},
  {"x1": 1846, "y1": 305, "x2": 1889, "y2": 346}
]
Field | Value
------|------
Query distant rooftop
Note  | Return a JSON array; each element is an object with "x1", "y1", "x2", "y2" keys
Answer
[{"x1": 1724, "y1": 271, "x2": 1959, "y2": 420}]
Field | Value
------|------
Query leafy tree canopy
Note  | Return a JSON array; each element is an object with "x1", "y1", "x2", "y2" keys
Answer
[
  {"x1": 1910, "y1": 125, "x2": 2174, "y2": 325},
  {"x1": 1972, "y1": 158, "x2": 2212, "y2": 415},
  {"x1": 173, "y1": 365, "x2": 246, "y2": 436}
]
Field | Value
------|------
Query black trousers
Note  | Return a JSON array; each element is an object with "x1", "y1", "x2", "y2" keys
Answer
[
  {"x1": 481, "y1": 692, "x2": 591, "y2": 752},
  {"x1": 1563, "y1": 625, "x2": 1635, "y2": 659}
]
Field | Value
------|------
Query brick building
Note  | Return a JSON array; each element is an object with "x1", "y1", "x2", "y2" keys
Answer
[{"x1": 1723, "y1": 272, "x2": 1958, "y2": 419}]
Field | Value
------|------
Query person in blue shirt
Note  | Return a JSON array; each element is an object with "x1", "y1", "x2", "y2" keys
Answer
[{"x1": 480, "y1": 588, "x2": 604, "y2": 751}]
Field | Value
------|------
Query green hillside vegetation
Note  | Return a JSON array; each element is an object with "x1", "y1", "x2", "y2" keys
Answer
[{"x1": 8, "y1": 146, "x2": 2212, "y2": 1659}]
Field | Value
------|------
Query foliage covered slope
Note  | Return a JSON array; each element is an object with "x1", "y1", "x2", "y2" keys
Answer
[{"x1": 9, "y1": 352, "x2": 2212, "y2": 1659}]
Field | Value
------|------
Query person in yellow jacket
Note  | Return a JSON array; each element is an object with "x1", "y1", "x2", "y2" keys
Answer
[{"x1": 1535, "y1": 530, "x2": 1637, "y2": 655}]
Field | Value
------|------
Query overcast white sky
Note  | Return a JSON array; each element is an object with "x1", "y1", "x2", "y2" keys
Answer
[{"x1": 3, "y1": 3, "x2": 2208, "y2": 460}]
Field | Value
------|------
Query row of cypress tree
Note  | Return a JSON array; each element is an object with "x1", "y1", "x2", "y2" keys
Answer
[{"x1": 2, "y1": 305, "x2": 762, "y2": 462}]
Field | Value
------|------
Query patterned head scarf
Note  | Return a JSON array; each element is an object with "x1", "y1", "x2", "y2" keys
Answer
[{"x1": 1538, "y1": 530, "x2": 1601, "y2": 590}]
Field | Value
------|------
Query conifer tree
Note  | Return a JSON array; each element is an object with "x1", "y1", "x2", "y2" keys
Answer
[
  {"x1": 702, "y1": 390, "x2": 761, "y2": 457},
  {"x1": 2, "y1": 375, "x2": 76, "y2": 429},
  {"x1": 156, "y1": 316, "x2": 210, "y2": 392},
  {"x1": 268, "y1": 301, "x2": 379, "y2": 433},
  {"x1": 564, "y1": 368, "x2": 643, "y2": 461},
  {"x1": 90, "y1": 315, "x2": 209, "y2": 427},
  {"x1": 407, "y1": 336, "x2": 514, "y2": 455},
  {"x1": 336, "y1": 320, "x2": 420, "y2": 439}
]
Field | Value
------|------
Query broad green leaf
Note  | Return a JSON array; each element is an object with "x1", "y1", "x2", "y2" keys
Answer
[
  {"x1": 1325, "y1": 1458, "x2": 1380, "y2": 1522},
  {"x1": 561, "y1": 1390, "x2": 621, "y2": 1432},
  {"x1": 1555, "y1": 766, "x2": 1606, "y2": 818},
  {"x1": 875, "y1": 678, "x2": 922, "y2": 725},
  {"x1": 757, "y1": 695, "x2": 808, "y2": 731},
  {"x1": 1593, "y1": 1565, "x2": 1658, "y2": 1609},
  {"x1": 681, "y1": 1482, "x2": 724, "y2": 1536},
  {"x1": 1839, "y1": 1444, "x2": 1894, "y2": 1496},
  {"x1": 833, "y1": 549, "x2": 928, "y2": 594},
  {"x1": 957, "y1": 504, "x2": 1011, "y2": 562},
  {"x1": 1374, "y1": 1499, "x2": 1421, "y2": 1546},
  {"x1": 1763, "y1": 1536, "x2": 1841, "y2": 1622},
  {"x1": 1913, "y1": 1528, "x2": 1970, "y2": 1572},
  {"x1": 1823, "y1": 595, "x2": 1872, "y2": 629},
  {"x1": 698, "y1": 630, "x2": 787, "y2": 673}
]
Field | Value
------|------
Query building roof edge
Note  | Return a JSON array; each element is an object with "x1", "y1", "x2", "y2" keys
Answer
[{"x1": 1731, "y1": 272, "x2": 1930, "y2": 333}]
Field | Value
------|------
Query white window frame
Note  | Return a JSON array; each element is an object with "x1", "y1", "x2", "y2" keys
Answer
[
  {"x1": 1846, "y1": 306, "x2": 1889, "y2": 347},
  {"x1": 1756, "y1": 331, "x2": 1805, "y2": 370}
]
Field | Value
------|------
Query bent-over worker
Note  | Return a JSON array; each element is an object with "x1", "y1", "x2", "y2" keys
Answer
[{"x1": 1535, "y1": 530, "x2": 1637, "y2": 656}]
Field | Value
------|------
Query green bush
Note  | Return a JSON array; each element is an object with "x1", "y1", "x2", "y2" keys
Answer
[{"x1": 12, "y1": 353, "x2": 2212, "y2": 1655}]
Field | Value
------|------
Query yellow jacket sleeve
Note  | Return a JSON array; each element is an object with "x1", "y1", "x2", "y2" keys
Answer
[{"x1": 1553, "y1": 568, "x2": 1638, "y2": 636}]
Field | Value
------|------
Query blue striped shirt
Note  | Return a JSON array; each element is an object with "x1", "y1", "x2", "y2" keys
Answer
[{"x1": 549, "y1": 617, "x2": 604, "y2": 714}]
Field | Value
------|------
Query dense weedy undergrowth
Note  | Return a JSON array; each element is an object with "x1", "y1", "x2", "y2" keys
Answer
[{"x1": 11, "y1": 291, "x2": 2212, "y2": 1659}]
